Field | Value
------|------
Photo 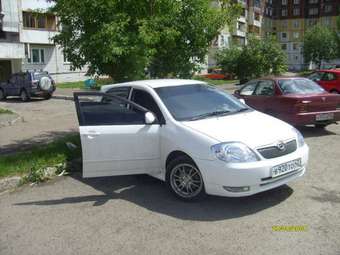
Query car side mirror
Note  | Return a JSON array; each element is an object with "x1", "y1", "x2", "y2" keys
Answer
[
  {"x1": 145, "y1": 112, "x2": 156, "y2": 125},
  {"x1": 239, "y1": 98, "x2": 246, "y2": 104},
  {"x1": 234, "y1": 89, "x2": 240, "y2": 95}
]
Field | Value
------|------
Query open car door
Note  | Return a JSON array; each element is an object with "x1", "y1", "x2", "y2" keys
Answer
[{"x1": 74, "y1": 92, "x2": 161, "y2": 178}]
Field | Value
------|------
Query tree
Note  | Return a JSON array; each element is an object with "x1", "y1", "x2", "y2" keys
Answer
[
  {"x1": 216, "y1": 36, "x2": 287, "y2": 83},
  {"x1": 303, "y1": 24, "x2": 338, "y2": 69},
  {"x1": 50, "y1": 0, "x2": 241, "y2": 82}
]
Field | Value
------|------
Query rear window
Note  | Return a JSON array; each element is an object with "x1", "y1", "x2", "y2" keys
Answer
[
  {"x1": 278, "y1": 79, "x2": 325, "y2": 95},
  {"x1": 33, "y1": 72, "x2": 49, "y2": 80}
]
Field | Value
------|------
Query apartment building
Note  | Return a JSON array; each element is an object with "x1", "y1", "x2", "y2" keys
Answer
[
  {"x1": 206, "y1": 0, "x2": 265, "y2": 69},
  {"x1": 0, "y1": 0, "x2": 87, "y2": 82},
  {"x1": 263, "y1": 0, "x2": 340, "y2": 70}
]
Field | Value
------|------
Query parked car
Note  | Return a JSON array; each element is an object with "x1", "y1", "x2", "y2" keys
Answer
[
  {"x1": 0, "y1": 71, "x2": 55, "y2": 101},
  {"x1": 234, "y1": 77, "x2": 340, "y2": 128},
  {"x1": 73, "y1": 79, "x2": 308, "y2": 201},
  {"x1": 307, "y1": 69, "x2": 340, "y2": 94},
  {"x1": 200, "y1": 68, "x2": 233, "y2": 80}
]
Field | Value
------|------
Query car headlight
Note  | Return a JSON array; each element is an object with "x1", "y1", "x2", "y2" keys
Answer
[
  {"x1": 292, "y1": 127, "x2": 305, "y2": 147},
  {"x1": 211, "y1": 142, "x2": 259, "y2": 163}
]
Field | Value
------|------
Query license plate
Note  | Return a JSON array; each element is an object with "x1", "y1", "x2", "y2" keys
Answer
[
  {"x1": 316, "y1": 113, "x2": 334, "y2": 121},
  {"x1": 271, "y1": 158, "x2": 302, "y2": 178}
]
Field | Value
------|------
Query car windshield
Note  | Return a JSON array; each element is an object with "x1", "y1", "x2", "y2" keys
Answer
[
  {"x1": 155, "y1": 84, "x2": 250, "y2": 121},
  {"x1": 278, "y1": 79, "x2": 325, "y2": 95}
]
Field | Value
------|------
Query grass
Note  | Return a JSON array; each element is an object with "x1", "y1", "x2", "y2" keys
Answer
[
  {"x1": 0, "y1": 108, "x2": 13, "y2": 115},
  {"x1": 193, "y1": 76, "x2": 239, "y2": 86},
  {"x1": 57, "y1": 78, "x2": 114, "y2": 89},
  {"x1": 0, "y1": 135, "x2": 81, "y2": 178}
]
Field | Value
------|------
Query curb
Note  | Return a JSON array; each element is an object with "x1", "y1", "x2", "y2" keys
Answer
[{"x1": 52, "y1": 95, "x2": 74, "y2": 101}]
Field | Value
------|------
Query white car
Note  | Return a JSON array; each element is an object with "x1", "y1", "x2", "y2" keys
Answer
[{"x1": 74, "y1": 79, "x2": 309, "y2": 201}]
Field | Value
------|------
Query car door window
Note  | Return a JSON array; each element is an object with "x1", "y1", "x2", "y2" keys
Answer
[
  {"x1": 131, "y1": 89, "x2": 165, "y2": 124},
  {"x1": 321, "y1": 72, "x2": 336, "y2": 81},
  {"x1": 9, "y1": 75, "x2": 16, "y2": 85},
  {"x1": 240, "y1": 82, "x2": 258, "y2": 96},
  {"x1": 254, "y1": 81, "x2": 275, "y2": 96},
  {"x1": 104, "y1": 86, "x2": 131, "y2": 106},
  {"x1": 76, "y1": 94, "x2": 145, "y2": 126}
]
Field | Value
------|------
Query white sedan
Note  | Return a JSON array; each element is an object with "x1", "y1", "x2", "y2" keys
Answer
[{"x1": 73, "y1": 79, "x2": 309, "y2": 201}]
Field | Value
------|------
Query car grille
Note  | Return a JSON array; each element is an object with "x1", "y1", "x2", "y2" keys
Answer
[{"x1": 257, "y1": 140, "x2": 297, "y2": 159}]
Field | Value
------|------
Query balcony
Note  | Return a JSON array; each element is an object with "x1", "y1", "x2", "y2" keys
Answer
[
  {"x1": 0, "y1": 42, "x2": 24, "y2": 59},
  {"x1": 1, "y1": 0, "x2": 20, "y2": 32},
  {"x1": 21, "y1": 29, "x2": 58, "y2": 44},
  {"x1": 233, "y1": 30, "x2": 246, "y2": 37}
]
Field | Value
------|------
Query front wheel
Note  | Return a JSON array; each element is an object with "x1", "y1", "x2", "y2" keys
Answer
[
  {"x1": 166, "y1": 156, "x2": 206, "y2": 201},
  {"x1": 43, "y1": 93, "x2": 52, "y2": 100},
  {"x1": 0, "y1": 89, "x2": 5, "y2": 101},
  {"x1": 20, "y1": 90, "x2": 30, "y2": 102},
  {"x1": 315, "y1": 123, "x2": 329, "y2": 129}
]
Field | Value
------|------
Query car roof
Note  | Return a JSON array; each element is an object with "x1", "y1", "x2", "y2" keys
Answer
[{"x1": 102, "y1": 79, "x2": 206, "y2": 90}]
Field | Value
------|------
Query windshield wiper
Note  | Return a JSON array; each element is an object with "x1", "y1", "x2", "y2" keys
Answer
[
  {"x1": 232, "y1": 108, "x2": 250, "y2": 114},
  {"x1": 188, "y1": 110, "x2": 231, "y2": 121}
]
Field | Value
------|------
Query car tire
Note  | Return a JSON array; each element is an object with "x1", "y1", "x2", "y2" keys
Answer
[
  {"x1": 43, "y1": 94, "x2": 52, "y2": 100},
  {"x1": 20, "y1": 90, "x2": 30, "y2": 102},
  {"x1": 0, "y1": 89, "x2": 5, "y2": 101},
  {"x1": 315, "y1": 123, "x2": 329, "y2": 129},
  {"x1": 166, "y1": 155, "x2": 207, "y2": 201}
]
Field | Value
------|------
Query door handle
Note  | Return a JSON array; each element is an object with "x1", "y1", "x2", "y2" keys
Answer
[{"x1": 83, "y1": 130, "x2": 101, "y2": 139}]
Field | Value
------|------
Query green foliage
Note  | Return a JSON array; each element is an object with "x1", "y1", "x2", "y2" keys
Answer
[
  {"x1": 51, "y1": 0, "x2": 241, "y2": 81},
  {"x1": 216, "y1": 36, "x2": 287, "y2": 83},
  {"x1": 0, "y1": 135, "x2": 81, "y2": 178},
  {"x1": 303, "y1": 24, "x2": 338, "y2": 68},
  {"x1": 0, "y1": 108, "x2": 13, "y2": 115},
  {"x1": 336, "y1": 16, "x2": 340, "y2": 57}
]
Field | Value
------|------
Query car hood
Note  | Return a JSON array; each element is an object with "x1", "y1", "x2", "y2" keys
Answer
[{"x1": 182, "y1": 110, "x2": 296, "y2": 148}]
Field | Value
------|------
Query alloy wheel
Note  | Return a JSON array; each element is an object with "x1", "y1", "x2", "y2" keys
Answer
[{"x1": 170, "y1": 163, "x2": 203, "y2": 199}]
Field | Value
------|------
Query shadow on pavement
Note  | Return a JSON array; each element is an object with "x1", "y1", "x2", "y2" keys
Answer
[
  {"x1": 15, "y1": 173, "x2": 294, "y2": 221},
  {"x1": 1, "y1": 97, "x2": 47, "y2": 104},
  {"x1": 0, "y1": 131, "x2": 78, "y2": 155},
  {"x1": 298, "y1": 126, "x2": 338, "y2": 138}
]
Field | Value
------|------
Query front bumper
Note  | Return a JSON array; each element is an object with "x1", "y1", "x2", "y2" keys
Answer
[{"x1": 195, "y1": 144, "x2": 309, "y2": 197}]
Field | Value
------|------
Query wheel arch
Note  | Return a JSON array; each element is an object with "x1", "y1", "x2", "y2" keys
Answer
[
  {"x1": 330, "y1": 88, "x2": 339, "y2": 94},
  {"x1": 166, "y1": 150, "x2": 196, "y2": 170}
]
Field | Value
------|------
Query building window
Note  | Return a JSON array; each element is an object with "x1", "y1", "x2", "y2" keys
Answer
[
  {"x1": 281, "y1": 9, "x2": 287, "y2": 17},
  {"x1": 27, "y1": 48, "x2": 45, "y2": 64},
  {"x1": 282, "y1": 20, "x2": 288, "y2": 28},
  {"x1": 254, "y1": 0, "x2": 261, "y2": 8},
  {"x1": 324, "y1": 5, "x2": 332, "y2": 13},
  {"x1": 308, "y1": 8, "x2": 319, "y2": 15},
  {"x1": 308, "y1": 19, "x2": 317, "y2": 26},
  {"x1": 237, "y1": 22, "x2": 246, "y2": 32},
  {"x1": 293, "y1": 20, "x2": 300, "y2": 28},
  {"x1": 23, "y1": 12, "x2": 56, "y2": 31},
  {"x1": 293, "y1": 32, "x2": 300, "y2": 39},
  {"x1": 293, "y1": 0, "x2": 300, "y2": 4},
  {"x1": 282, "y1": 0, "x2": 287, "y2": 5},
  {"x1": 281, "y1": 32, "x2": 287, "y2": 40},
  {"x1": 308, "y1": 0, "x2": 318, "y2": 3},
  {"x1": 254, "y1": 12, "x2": 260, "y2": 21},
  {"x1": 293, "y1": 43, "x2": 298, "y2": 51},
  {"x1": 293, "y1": 8, "x2": 300, "y2": 16},
  {"x1": 323, "y1": 17, "x2": 331, "y2": 26},
  {"x1": 281, "y1": 44, "x2": 287, "y2": 50}
]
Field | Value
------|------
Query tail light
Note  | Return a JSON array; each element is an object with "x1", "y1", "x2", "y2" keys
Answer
[{"x1": 296, "y1": 101, "x2": 311, "y2": 113}]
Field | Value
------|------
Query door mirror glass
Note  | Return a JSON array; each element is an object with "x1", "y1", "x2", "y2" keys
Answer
[{"x1": 145, "y1": 112, "x2": 156, "y2": 124}]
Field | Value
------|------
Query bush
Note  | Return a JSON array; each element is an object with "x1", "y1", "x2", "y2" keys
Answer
[{"x1": 216, "y1": 36, "x2": 287, "y2": 83}]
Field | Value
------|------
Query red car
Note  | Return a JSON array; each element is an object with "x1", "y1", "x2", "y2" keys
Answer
[
  {"x1": 308, "y1": 69, "x2": 340, "y2": 94},
  {"x1": 234, "y1": 77, "x2": 340, "y2": 127}
]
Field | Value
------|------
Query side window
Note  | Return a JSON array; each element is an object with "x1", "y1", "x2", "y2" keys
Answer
[
  {"x1": 254, "y1": 81, "x2": 275, "y2": 96},
  {"x1": 106, "y1": 87, "x2": 131, "y2": 99},
  {"x1": 240, "y1": 82, "x2": 258, "y2": 96},
  {"x1": 76, "y1": 94, "x2": 145, "y2": 126},
  {"x1": 16, "y1": 74, "x2": 24, "y2": 85},
  {"x1": 9, "y1": 75, "x2": 17, "y2": 84},
  {"x1": 321, "y1": 72, "x2": 336, "y2": 81},
  {"x1": 131, "y1": 89, "x2": 165, "y2": 124}
]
